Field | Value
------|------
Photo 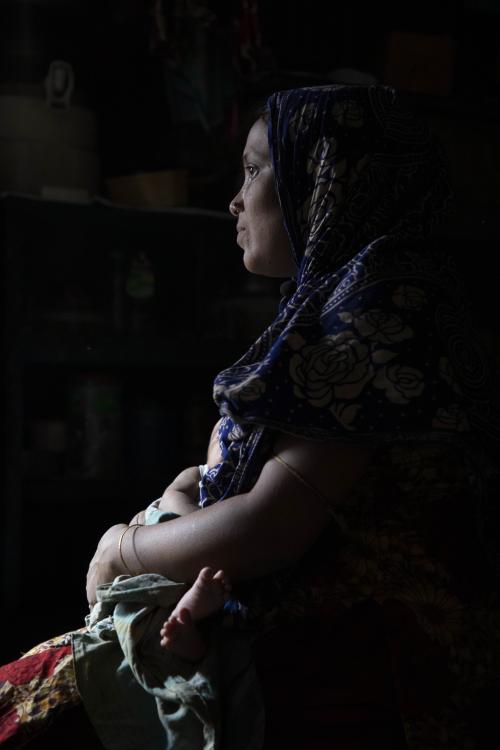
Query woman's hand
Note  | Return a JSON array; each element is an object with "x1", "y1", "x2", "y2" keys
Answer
[{"x1": 86, "y1": 523, "x2": 128, "y2": 607}]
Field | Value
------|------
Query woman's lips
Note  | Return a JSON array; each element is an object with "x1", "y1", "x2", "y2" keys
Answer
[{"x1": 236, "y1": 227, "x2": 245, "y2": 246}]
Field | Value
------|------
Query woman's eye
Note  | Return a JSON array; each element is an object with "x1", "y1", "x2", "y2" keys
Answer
[{"x1": 245, "y1": 164, "x2": 259, "y2": 178}]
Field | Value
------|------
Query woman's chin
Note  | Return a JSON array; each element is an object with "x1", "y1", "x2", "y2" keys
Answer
[
  {"x1": 242, "y1": 252, "x2": 258, "y2": 274},
  {"x1": 243, "y1": 255, "x2": 266, "y2": 276},
  {"x1": 242, "y1": 247, "x2": 292, "y2": 278}
]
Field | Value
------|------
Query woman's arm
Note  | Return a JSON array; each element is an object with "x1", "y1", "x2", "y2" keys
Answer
[{"x1": 86, "y1": 434, "x2": 373, "y2": 604}]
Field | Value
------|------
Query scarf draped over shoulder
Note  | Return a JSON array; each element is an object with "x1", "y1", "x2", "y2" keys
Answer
[{"x1": 199, "y1": 85, "x2": 499, "y2": 569}]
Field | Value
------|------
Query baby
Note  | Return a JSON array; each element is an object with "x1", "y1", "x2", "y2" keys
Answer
[{"x1": 159, "y1": 419, "x2": 231, "y2": 662}]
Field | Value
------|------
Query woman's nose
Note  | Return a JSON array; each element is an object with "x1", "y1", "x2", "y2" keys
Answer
[{"x1": 229, "y1": 195, "x2": 242, "y2": 216}]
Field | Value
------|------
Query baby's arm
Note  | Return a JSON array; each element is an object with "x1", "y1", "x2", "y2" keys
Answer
[
  {"x1": 156, "y1": 418, "x2": 223, "y2": 516},
  {"x1": 129, "y1": 419, "x2": 223, "y2": 524},
  {"x1": 128, "y1": 467, "x2": 200, "y2": 524},
  {"x1": 158, "y1": 466, "x2": 201, "y2": 516}
]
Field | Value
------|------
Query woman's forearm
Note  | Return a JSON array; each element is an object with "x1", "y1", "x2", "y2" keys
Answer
[
  {"x1": 119, "y1": 445, "x2": 341, "y2": 585},
  {"x1": 121, "y1": 492, "x2": 265, "y2": 583},
  {"x1": 88, "y1": 437, "x2": 371, "y2": 604},
  {"x1": 88, "y1": 493, "x2": 262, "y2": 605}
]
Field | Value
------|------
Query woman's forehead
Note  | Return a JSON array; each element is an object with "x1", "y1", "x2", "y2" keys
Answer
[{"x1": 243, "y1": 118, "x2": 269, "y2": 161}]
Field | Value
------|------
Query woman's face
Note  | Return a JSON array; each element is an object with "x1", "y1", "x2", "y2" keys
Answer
[{"x1": 229, "y1": 118, "x2": 295, "y2": 278}]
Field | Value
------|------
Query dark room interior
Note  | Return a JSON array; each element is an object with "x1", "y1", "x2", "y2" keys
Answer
[{"x1": 1, "y1": 1, "x2": 500, "y2": 746}]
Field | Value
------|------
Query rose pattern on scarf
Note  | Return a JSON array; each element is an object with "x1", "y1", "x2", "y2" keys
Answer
[
  {"x1": 288, "y1": 331, "x2": 373, "y2": 407},
  {"x1": 331, "y1": 99, "x2": 365, "y2": 128},
  {"x1": 432, "y1": 404, "x2": 470, "y2": 432},
  {"x1": 392, "y1": 285, "x2": 428, "y2": 311},
  {"x1": 229, "y1": 376, "x2": 266, "y2": 402},
  {"x1": 436, "y1": 303, "x2": 491, "y2": 397},
  {"x1": 215, "y1": 376, "x2": 266, "y2": 405},
  {"x1": 373, "y1": 364, "x2": 425, "y2": 404},
  {"x1": 339, "y1": 309, "x2": 413, "y2": 344},
  {"x1": 329, "y1": 402, "x2": 362, "y2": 429}
]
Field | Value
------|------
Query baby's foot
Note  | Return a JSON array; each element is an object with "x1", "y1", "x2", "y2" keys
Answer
[
  {"x1": 160, "y1": 608, "x2": 207, "y2": 662},
  {"x1": 171, "y1": 566, "x2": 231, "y2": 623},
  {"x1": 159, "y1": 567, "x2": 231, "y2": 661}
]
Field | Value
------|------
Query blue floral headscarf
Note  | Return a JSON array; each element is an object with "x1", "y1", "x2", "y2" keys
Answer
[{"x1": 200, "y1": 85, "x2": 500, "y2": 567}]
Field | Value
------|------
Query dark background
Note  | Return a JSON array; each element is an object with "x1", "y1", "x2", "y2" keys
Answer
[{"x1": 1, "y1": 0, "x2": 499, "y2": 661}]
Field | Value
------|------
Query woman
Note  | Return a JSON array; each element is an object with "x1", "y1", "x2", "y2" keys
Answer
[{"x1": 2, "y1": 84, "x2": 499, "y2": 749}]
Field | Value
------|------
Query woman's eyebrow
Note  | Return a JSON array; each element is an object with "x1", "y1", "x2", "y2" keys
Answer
[{"x1": 243, "y1": 146, "x2": 268, "y2": 163}]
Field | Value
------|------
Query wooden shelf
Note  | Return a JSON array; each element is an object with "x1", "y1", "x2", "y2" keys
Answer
[
  {"x1": 0, "y1": 191, "x2": 233, "y2": 228},
  {"x1": 15, "y1": 329, "x2": 244, "y2": 368}
]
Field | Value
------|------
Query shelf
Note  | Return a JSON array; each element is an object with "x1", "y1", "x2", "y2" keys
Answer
[
  {"x1": 0, "y1": 191, "x2": 233, "y2": 226},
  {"x1": 16, "y1": 329, "x2": 244, "y2": 368}
]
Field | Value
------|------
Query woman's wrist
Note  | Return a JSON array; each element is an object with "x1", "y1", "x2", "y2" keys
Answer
[
  {"x1": 118, "y1": 524, "x2": 147, "y2": 576},
  {"x1": 86, "y1": 523, "x2": 129, "y2": 605},
  {"x1": 108, "y1": 524, "x2": 130, "y2": 577}
]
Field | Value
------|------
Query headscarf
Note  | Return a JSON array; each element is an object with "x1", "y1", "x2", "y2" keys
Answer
[{"x1": 201, "y1": 85, "x2": 500, "y2": 570}]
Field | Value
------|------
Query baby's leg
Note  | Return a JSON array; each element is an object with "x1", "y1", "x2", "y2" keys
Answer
[{"x1": 160, "y1": 567, "x2": 231, "y2": 661}]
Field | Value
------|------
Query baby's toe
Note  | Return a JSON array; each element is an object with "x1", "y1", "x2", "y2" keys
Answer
[
  {"x1": 165, "y1": 616, "x2": 180, "y2": 634},
  {"x1": 198, "y1": 566, "x2": 214, "y2": 584},
  {"x1": 214, "y1": 569, "x2": 228, "y2": 586},
  {"x1": 177, "y1": 608, "x2": 192, "y2": 626},
  {"x1": 214, "y1": 569, "x2": 231, "y2": 592}
]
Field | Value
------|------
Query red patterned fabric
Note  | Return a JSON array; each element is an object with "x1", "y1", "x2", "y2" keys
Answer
[
  {"x1": 0, "y1": 632, "x2": 81, "y2": 748},
  {"x1": 0, "y1": 646, "x2": 71, "y2": 686}
]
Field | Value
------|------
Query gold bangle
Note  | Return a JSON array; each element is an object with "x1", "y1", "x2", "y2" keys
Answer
[
  {"x1": 273, "y1": 454, "x2": 335, "y2": 516},
  {"x1": 118, "y1": 524, "x2": 143, "y2": 576},
  {"x1": 129, "y1": 524, "x2": 148, "y2": 575}
]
